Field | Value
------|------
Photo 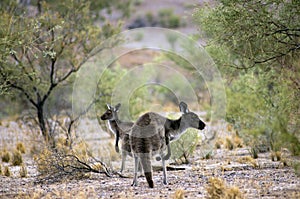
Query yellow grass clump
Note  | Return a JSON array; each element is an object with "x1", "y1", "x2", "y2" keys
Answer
[
  {"x1": 206, "y1": 177, "x2": 244, "y2": 199},
  {"x1": 4, "y1": 166, "x2": 11, "y2": 177},
  {"x1": 271, "y1": 151, "x2": 281, "y2": 161},
  {"x1": 12, "y1": 150, "x2": 23, "y2": 166},
  {"x1": 173, "y1": 189, "x2": 185, "y2": 199},
  {"x1": 16, "y1": 142, "x2": 26, "y2": 153},
  {"x1": 237, "y1": 156, "x2": 258, "y2": 168},
  {"x1": 20, "y1": 164, "x2": 28, "y2": 178},
  {"x1": 1, "y1": 149, "x2": 11, "y2": 162}
]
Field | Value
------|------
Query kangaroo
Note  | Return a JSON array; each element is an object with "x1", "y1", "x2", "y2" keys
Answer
[
  {"x1": 130, "y1": 102, "x2": 206, "y2": 188},
  {"x1": 100, "y1": 103, "x2": 133, "y2": 173},
  {"x1": 101, "y1": 103, "x2": 173, "y2": 173}
]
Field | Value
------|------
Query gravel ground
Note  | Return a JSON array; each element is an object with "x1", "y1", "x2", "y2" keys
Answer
[{"x1": 0, "y1": 119, "x2": 299, "y2": 198}]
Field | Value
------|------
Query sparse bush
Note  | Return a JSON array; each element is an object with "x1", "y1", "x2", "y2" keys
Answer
[
  {"x1": 16, "y1": 142, "x2": 26, "y2": 153},
  {"x1": 170, "y1": 128, "x2": 199, "y2": 164},
  {"x1": 146, "y1": 12, "x2": 154, "y2": 24},
  {"x1": 168, "y1": 15, "x2": 180, "y2": 28},
  {"x1": 19, "y1": 164, "x2": 27, "y2": 178},
  {"x1": 34, "y1": 140, "x2": 110, "y2": 180},
  {"x1": 206, "y1": 177, "x2": 243, "y2": 199},
  {"x1": 173, "y1": 189, "x2": 185, "y2": 199},
  {"x1": 0, "y1": 164, "x2": 2, "y2": 175},
  {"x1": 158, "y1": 8, "x2": 181, "y2": 28},
  {"x1": 12, "y1": 150, "x2": 23, "y2": 166},
  {"x1": 4, "y1": 166, "x2": 11, "y2": 177},
  {"x1": 1, "y1": 149, "x2": 10, "y2": 162}
]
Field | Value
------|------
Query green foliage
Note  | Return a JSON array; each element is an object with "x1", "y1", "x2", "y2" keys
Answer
[
  {"x1": 0, "y1": 0, "x2": 125, "y2": 142},
  {"x1": 95, "y1": 65, "x2": 127, "y2": 121},
  {"x1": 158, "y1": 9, "x2": 181, "y2": 28},
  {"x1": 194, "y1": 1, "x2": 300, "y2": 155},
  {"x1": 194, "y1": 0, "x2": 300, "y2": 67},
  {"x1": 170, "y1": 128, "x2": 200, "y2": 164}
]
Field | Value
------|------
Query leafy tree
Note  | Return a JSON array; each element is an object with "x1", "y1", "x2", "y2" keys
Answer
[
  {"x1": 194, "y1": 0, "x2": 300, "y2": 154},
  {"x1": 0, "y1": 0, "x2": 128, "y2": 145}
]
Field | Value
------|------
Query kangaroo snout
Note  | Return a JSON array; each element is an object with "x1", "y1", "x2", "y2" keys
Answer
[{"x1": 198, "y1": 120, "x2": 206, "y2": 130}]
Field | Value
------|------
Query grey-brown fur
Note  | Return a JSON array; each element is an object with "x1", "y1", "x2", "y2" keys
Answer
[
  {"x1": 100, "y1": 103, "x2": 133, "y2": 173},
  {"x1": 101, "y1": 103, "x2": 173, "y2": 173},
  {"x1": 130, "y1": 102, "x2": 206, "y2": 188}
]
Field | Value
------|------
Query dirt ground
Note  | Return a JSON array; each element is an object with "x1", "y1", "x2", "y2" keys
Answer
[{"x1": 0, "y1": 119, "x2": 299, "y2": 199}]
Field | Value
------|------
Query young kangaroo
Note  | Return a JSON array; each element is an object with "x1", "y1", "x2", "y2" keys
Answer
[
  {"x1": 130, "y1": 102, "x2": 206, "y2": 188},
  {"x1": 100, "y1": 103, "x2": 133, "y2": 173}
]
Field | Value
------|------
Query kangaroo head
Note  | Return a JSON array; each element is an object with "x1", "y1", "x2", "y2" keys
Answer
[
  {"x1": 100, "y1": 103, "x2": 121, "y2": 121},
  {"x1": 179, "y1": 102, "x2": 206, "y2": 130}
]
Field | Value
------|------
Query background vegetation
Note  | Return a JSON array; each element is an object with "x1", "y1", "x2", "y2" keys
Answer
[{"x1": 194, "y1": 0, "x2": 300, "y2": 155}]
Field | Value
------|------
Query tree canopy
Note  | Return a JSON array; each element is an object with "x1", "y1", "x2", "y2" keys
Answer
[
  {"x1": 0, "y1": 0, "x2": 130, "y2": 144},
  {"x1": 194, "y1": 0, "x2": 300, "y2": 154}
]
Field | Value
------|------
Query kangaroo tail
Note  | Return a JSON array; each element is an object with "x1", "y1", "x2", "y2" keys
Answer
[{"x1": 140, "y1": 154, "x2": 154, "y2": 188}]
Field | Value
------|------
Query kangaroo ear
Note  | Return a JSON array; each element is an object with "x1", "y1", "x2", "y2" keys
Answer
[
  {"x1": 106, "y1": 104, "x2": 112, "y2": 110},
  {"x1": 114, "y1": 103, "x2": 121, "y2": 112},
  {"x1": 179, "y1": 102, "x2": 189, "y2": 113}
]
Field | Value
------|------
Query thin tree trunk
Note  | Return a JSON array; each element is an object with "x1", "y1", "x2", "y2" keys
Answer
[{"x1": 36, "y1": 102, "x2": 53, "y2": 146}]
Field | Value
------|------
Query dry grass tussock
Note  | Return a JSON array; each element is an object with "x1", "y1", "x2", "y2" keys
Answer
[
  {"x1": 206, "y1": 177, "x2": 244, "y2": 199},
  {"x1": 16, "y1": 186, "x2": 97, "y2": 199},
  {"x1": 12, "y1": 149, "x2": 23, "y2": 166},
  {"x1": 173, "y1": 189, "x2": 185, "y2": 199},
  {"x1": 237, "y1": 156, "x2": 258, "y2": 168},
  {"x1": 16, "y1": 142, "x2": 26, "y2": 153},
  {"x1": 1, "y1": 149, "x2": 11, "y2": 162}
]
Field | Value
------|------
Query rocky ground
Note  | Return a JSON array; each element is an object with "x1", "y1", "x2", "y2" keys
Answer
[{"x1": 0, "y1": 119, "x2": 299, "y2": 199}]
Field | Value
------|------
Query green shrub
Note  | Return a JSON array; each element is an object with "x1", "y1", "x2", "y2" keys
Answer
[
  {"x1": 170, "y1": 128, "x2": 199, "y2": 164},
  {"x1": 168, "y1": 15, "x2": 180, "y2": 28},
  {"x1": 146, "y1": 12, "x2": 154, "y2": 24},
  {"x1": 158, "y1": 8, "x2": 181, "y2": 28},
  {"x1": 195, "y1": 2, "x2": 300, "y2": 156}
]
